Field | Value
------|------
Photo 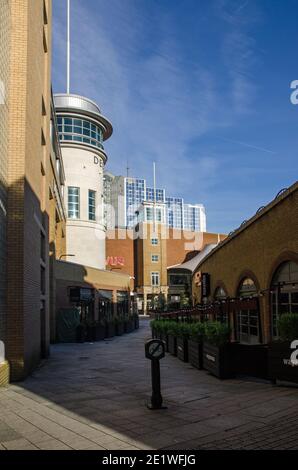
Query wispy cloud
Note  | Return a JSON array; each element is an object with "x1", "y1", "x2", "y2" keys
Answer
[
  {"x1": 53, "y1": 0, "x2": 260, "y2": 194},
  {"x1": 52, "y1": 0, "x2": 296, "y2": 233}
]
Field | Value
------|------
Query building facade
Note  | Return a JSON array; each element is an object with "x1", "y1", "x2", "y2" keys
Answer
[
  {"x1": 0, "y1": 0, "x2": 10, "y2": 356},
  {"x1": 54, "y1": 94, "x2": 113, "y2": 270},
  {"x1": 106, "y1": 226, "x2": 226, "y2": 313},
  {"x1": 192, "y1": 182, "x2": 298, "y2": 345},
  {"x1": 1, "y1": 0, "x2": 67, "y2": 381},
  {"x1": 103, "y1": 173, "x2": 207, "y2": 231}
]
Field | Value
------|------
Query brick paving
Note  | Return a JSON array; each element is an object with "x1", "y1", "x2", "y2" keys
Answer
[{"x1": 0, "y1": 319, "x2": 298, "y2": 450}]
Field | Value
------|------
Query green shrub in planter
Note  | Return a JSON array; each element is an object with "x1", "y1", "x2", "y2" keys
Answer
[
  {"x1": 269, "y1": 313, "x2": 298, "y2": 384},
  {"x1": 278, "y1": 313, "x2": 298, "y2": 342},
  {"x1": 188, "y1": 322, "x2": 205, "y2": 370},
  {"x1": 202, "y1": 321, "x2": 235, "y2": 379},
  {"x1": 204, "y1": 321, "x2": 230, "y2": 346}
]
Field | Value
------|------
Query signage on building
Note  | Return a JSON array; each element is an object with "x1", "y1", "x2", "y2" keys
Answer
[
  {"x1": 106, "y1": 256, "x2": 125, "y2": 267},
  {"x1": 201, "y1": 273, "x2": 210, "y2": 298}
]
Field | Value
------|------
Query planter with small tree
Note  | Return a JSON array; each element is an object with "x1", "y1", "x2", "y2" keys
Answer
[
  {"x1": 269, "y1": 313, "x2": 298, "y2": 384},
  {"x1": 202, "y1": 321, "x2": 235, "y2": 379}
]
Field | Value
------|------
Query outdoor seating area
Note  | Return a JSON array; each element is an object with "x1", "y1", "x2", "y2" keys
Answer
[{"x1": 151, "y1": 312, "x2": 298, "y2": 384}]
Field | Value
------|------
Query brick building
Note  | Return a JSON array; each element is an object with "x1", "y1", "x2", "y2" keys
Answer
[
  {"x1": 0, "y1": 0, "x2": 66, "y2": 381},
  {"x1": 106, "y1": 226, "x2": 226, "y2": 313},
  {"x1": 192, "y1": 182, "x2": 298, "y2": 345}
]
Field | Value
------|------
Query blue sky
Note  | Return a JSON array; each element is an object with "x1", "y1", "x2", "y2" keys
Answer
[{"x1": 52, "y1": 0, "x2": 298, "y2": 233}]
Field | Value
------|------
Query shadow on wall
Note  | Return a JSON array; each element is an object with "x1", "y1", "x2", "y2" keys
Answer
[
  {"x1": 0, "y1": 177, "x2": 7, "y2": 348},
  {"x1": 5, "y1": 177, "x2": 50, "y2": 381}
]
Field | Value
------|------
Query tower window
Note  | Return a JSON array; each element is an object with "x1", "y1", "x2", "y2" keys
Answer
[
  {"x1": 68, "y1": 187, "x2": 80, "y2": 219},
  {"x1": 88, "y1": 190, "x2": 96, "y2": 221}
]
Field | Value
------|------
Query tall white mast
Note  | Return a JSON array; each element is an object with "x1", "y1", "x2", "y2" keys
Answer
[
  {"x1": 67, "y1": 0, "x2": 70, "y2": 94},
  {"x1": 153, "y1": 161, "x2": 156, "y2": 233}
]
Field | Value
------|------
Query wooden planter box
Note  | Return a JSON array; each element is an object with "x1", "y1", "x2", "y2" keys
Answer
[
  {"x1": 115, "y1": 321, "x2": 124, "y2": 336},
  {"x1": 93, "y1": 324, "x2": 105, "y2": 341},
  {"x1": 168, "y1": 334, "x2": 177, "y2": 356},
  {"x1": 124, "y1": 320, "x2": 134, "y2": 333},
  {"x1": 105, "y1": 322, "x2": 115, "y2": 338},
  {"x1": 188, "y1": 339, "x2": 203, "y2": 370},
  {"x1": 233, "y1": 343, "x2": 269, "y2": 379},
  {"x1": 161, "y1": 334, "x2": 169, "y2": 352},
  {"x1": 269, "y1": 341, "x2": 298, "y2": 384},
  {"x1": 203, "y1": 342, "x2": 236, "y2": 379},
  {"x1": 76, "y1": 324, "x2": 86, "y2": 343},
  {"x1": 177, "y1": 337, "x2": 188, "y2": 362}
]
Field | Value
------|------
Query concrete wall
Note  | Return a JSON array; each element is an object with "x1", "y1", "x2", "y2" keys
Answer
[{"x1": 62, "y1": 146, "x2": 106, "y2": 269}]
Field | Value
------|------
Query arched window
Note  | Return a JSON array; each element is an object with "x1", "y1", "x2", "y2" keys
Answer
[
  {"x1": 271, "y1": 261, "x2": 298, "y2": 338},
  {"x1": 236, "y1": 278, "x2": 259, "y2": 344}
]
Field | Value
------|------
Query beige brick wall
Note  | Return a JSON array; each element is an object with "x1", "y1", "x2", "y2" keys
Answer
[
  {"x1": 0, "y1": 0, "x2": 11, "y2": 345},
  {"x1": 5, "y1": 0, "x2": 58, "y2": 380}
]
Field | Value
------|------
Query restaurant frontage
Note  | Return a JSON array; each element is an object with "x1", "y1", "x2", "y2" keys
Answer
[{"x1": 154, "y1": 182, "x2": 298, "y2": 382}]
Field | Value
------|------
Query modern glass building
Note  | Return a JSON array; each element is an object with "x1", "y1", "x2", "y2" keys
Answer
[{"x1": 104, "y1": 174, "x2": 207, "y2": 232}]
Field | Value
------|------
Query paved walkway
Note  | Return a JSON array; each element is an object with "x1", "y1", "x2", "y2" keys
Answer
[{"x1": 0, "y1": 319, "x2": 298, "y2": 450}]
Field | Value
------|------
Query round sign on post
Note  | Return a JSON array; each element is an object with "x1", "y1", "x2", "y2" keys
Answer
[
  {"x1": 145, "y1": 339, "x2": 165, "y2": 361},
  {"x1": 145, "y1": 339, "x2": 167, "y2": 410}
]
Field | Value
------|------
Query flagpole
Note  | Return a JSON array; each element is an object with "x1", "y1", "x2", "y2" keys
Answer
[
  {"x1": 67, "y1": 0, "x2": 70, "y2": 94},
  {"x1": 153, "y1": 161, "x2": 156, "y2": 233}
]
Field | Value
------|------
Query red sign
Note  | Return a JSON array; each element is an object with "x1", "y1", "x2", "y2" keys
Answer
[{"x1": 106, "y1": 256, "x2": 125, "y2": 267}]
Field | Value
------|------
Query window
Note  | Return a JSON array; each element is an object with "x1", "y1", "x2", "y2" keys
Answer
[
  {"x1": 146, "y1": 207, "x2": 153, "y2": 221},
  {"x1": 68, "y1": 187, "x2": 80, "y2": 219},
  {"x1": 88, "y1": 190, "x2": 96, "y2": 221},
  {"x1": 169, "y1": 274, "x2": 188, "y2": 286},
  {"x1": 151, "y1": 272, "x2": 160, "y2": 287},
  {"x1": 236, "y1": 278, "x2": 259, "y2": 344},
  {"x1": 271, "y1": 261, "x2": 298, "y2": 338},
  {"x1": 151, "y1": 238, "x2": 158, "y2": 245},
  {"x1": 151, "y1": 254, "x2": 159, "y2": 263},
  {"x1": 57, "y1": 117, "x2": 103, "y2": 149}
]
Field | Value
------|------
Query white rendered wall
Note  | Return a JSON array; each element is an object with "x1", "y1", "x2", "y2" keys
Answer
[{"x1": 62, "y1": 146, "x2": 106, "y2": 269}]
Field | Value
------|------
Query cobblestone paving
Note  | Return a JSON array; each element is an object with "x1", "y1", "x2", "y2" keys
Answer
[{"x1": 0, "y1": 319, "x2": 298, "y2": 450}]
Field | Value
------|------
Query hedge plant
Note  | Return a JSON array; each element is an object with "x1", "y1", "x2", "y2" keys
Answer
[
  {"x1": 277, "y1": 313, "x2": 298, "y2": 342},
  {"x1": 204, "y1": 321, "x2": 231, "y2": 347}
]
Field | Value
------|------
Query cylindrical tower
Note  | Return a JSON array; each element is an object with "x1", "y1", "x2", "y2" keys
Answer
[{"x1": 54, "y1": 94, "x2": 113, "y2": 269}]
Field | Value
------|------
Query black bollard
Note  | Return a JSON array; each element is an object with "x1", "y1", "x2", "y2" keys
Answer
[{"x1": 145, "y1": 339, "x2": 167, "y2": 410}]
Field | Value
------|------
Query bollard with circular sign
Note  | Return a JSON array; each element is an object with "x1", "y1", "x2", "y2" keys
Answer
[{"x1": 145, "y1": 339, "x2": 167, "y2": 410}]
